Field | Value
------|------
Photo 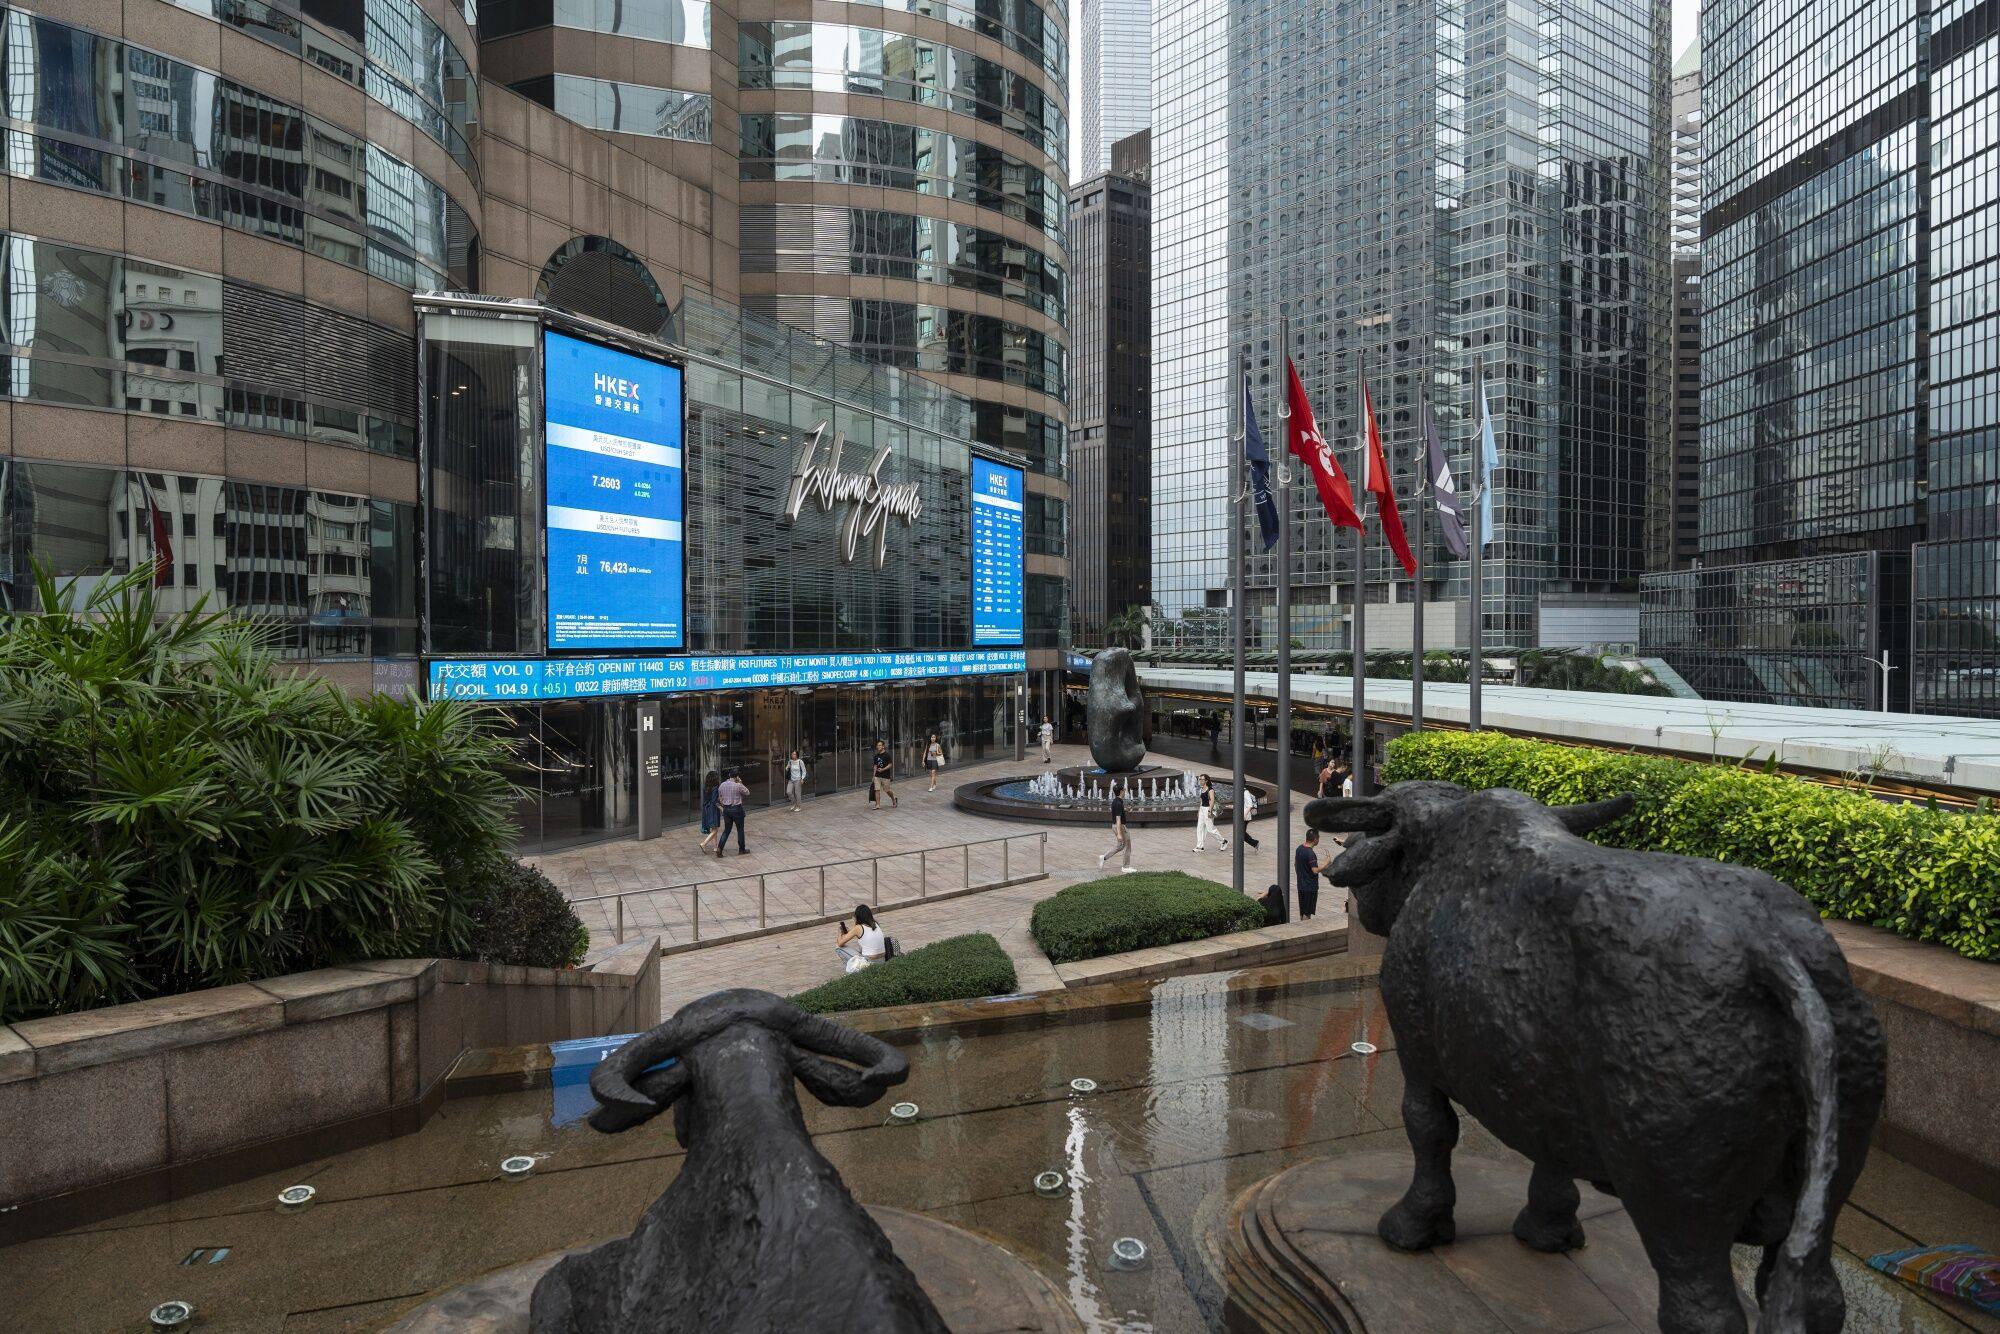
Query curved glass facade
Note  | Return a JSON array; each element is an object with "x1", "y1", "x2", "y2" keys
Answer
[
  {"x1": 739, "y1": 21, "x2": 1066, "y2": 166},
  {"x1": 739, "y1": 113, "x2": 1064, "y2": 241},
  {"x1": 152, "y1": 0, "x2": 479, "y2": 180},
  {"x1": 840, "y1": 0, "x2": 1064, "y2": 81},
  {"x1": 755, "y1": 296, "x2": 1064, "y2": 397},
  {"x1": 1, "y1": 12, "x2": 478, "y2": 289},
  {"x1": 511, "y1": 75, "x2": 712, "y2": 143},
  {"x1": 480, "y1": 0, "x2": 712, "y2": 47},
  {"x1": 741, "y1": 205, "x2": 1065, "y2": 321},
  {"x1": 1, "y1": 233, "x2": 420, "y2": 455},
  {"x1": 1, "y1": 459, "x2": 419, "y2": 658}
]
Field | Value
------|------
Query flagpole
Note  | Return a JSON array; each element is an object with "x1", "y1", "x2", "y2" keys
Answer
[
  {"x1": 1274, "y1": 318, "x2": 1294, "y2": 916},
  {"x1": 1231, "y1": 354, "x2": 1247, "y2": 899},
  {"x1": 1412, "y1": 414, "x2": 1426, "y2": 733},
  {"x1": 1352, "y1": 357, "x2": 1369, "y2": 799},
  {"x1": 1470, "y1": 358, "x2": 1486, "y2": 733}
]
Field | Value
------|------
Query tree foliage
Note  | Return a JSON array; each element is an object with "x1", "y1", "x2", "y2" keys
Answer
[
  {"x1": 1384, "y1": 729, "x2": 1998, "y2": 961},
  {"x1": 0, "y1": 566, "x2": 527, "y2": 1023}
]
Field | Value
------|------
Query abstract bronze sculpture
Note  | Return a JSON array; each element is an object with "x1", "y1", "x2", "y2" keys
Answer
[
  {"x1": 1307, "y1": 783, "x2": 1886, "y2": 1334},
  {"x1": 1086, "y1": 648, "x2": 1146, "y2": 773},
  {"x1": 530, "y1": 990, "x2": 949, "y2": 1334}
]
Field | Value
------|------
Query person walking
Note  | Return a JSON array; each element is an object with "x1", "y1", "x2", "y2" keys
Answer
[
  {"x1": 1238, "y1": 784, "x2": 1261, "y2": 850},
  {"x1": 696, "y1": 770, "x2": 722, "y2": 851},
  {"x1": 715, "y1": 768, "x2": 749, "y2": 855},
  {"x1": 1295, "y1": 829, "x2": 1327, "y2": 920},
  {"x1": 1039, "y1": 717, "x2": 1055, "y2": 763},
  {"x1": 871, "y1": 739, "x2": 898, "y2": 808},
  {"x1": 1193, "y1": 774, "x2": 1228, "y2": 852},
  {"x1": 784, "y1": 749, "x2": 807, "y2": 811},
  {"x1": 924, "y1": 733, "x2": 945, "y2": 792},
  {"x1": 834, "y1": 904, "x2": 887, "y2": 973},
  {"x1": 1097, "y1": 781, "x2": 1134, "y2": 872},
  {"x1": 1318, "y1": 758, "x2": 1337, "y2": 798}
]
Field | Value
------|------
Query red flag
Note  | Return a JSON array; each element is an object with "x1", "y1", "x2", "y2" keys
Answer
[
  {"x1": 1285, "y1": 359, "x2": 1362, "y2": 531},
  {"x1": 1360, "y1": 373, "x2": 1418, "y2": 577},
  {"x1": 139, "y1": 475, "x2": 173, "y2": 587}
]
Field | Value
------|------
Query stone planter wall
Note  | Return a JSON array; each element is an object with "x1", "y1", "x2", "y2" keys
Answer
[
  {"x1": 0, "y1": 938, "x2": 660, "y2": 1235},
  {"x1": 1825, "y1": 921, "x2": 2000, "y2": 1204}
]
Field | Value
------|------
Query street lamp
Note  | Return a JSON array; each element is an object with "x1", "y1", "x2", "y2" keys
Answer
[{"x1": 1869, "y1": 651, "x2": 1896, "y2": 714}]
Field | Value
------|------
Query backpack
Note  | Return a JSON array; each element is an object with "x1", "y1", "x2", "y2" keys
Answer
[{"x1": 883, "y1": 935, "x2": 899, "y2": 960}]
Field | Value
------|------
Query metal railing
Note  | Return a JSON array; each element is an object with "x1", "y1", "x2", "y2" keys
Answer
[{"x1": 569, "y1": 831, "x2": 1049, "y2": 948}]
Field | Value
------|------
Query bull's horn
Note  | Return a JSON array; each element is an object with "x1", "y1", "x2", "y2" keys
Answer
[
  {"x1": 590, "y1": 1019, "x2": 692, "y2": 1111},
  {"x1": 1550, "y1": 793, "x2": 1637, "y2": 835},
  {"x1": 1303, "y1": 796, "x2": 1395, "y2": 834}
]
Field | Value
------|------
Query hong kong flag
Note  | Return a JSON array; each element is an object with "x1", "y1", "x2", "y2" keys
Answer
[
  {"x1": 1360, "y1": 370, "x2": 1419, "y2": 577},
  {"x1": 1285, "y1": 359, "x2": 1362, "y2": 531}
]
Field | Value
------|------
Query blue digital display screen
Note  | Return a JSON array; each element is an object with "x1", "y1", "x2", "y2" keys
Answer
[
  {"x1": 971, "y1": 458, "x2": 1024, "y2": 646},
  {"x1": 543, "y1": 330, "x2": 686, "y2": 651},
  {"x1": 428, "y1": 649, "x2": 1028, "y2": 702}
]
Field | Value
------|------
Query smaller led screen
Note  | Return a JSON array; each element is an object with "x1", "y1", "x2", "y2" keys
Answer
[{"x1": 971, "y1": 458, "x2": 1025, "y2": 646}]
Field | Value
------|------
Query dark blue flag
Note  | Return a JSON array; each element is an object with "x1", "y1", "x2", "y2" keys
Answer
[{"x1": 1243, "y1": 373, "x2": 1281, "y2": 551}]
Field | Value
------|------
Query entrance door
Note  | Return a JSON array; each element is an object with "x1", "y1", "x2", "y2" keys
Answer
[{"x1": 808, "y1": 690, "x2": 838, "y2": 798}]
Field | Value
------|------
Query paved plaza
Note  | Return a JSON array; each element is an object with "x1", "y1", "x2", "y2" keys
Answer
[{"x1": 530, "y1": 743, "x2": 1337, "y2": 1015}]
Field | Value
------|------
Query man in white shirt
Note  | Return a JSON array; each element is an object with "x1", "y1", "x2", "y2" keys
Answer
[{"x1": 1039, "y1": 718, "x2": 1055, "y2": 763}]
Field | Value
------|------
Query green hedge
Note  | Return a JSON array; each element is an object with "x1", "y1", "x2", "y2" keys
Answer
[
  {"x1": 1382, "y1": 730, "x2": 2000, "y2": 962},
  {"x1": 1030, "y1": 872, "x2": 1268, "y2": 964},
  {"x1": 790, "y1": 932, "x2": 1018, "y2": 1014}
]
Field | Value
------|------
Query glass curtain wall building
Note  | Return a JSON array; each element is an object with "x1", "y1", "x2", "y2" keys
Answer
[
  {"x1": 1079, "y1": 0, "x2": 1152, "y2": 176},
  {"x1": 1641, "y1": 0, "x2": 2000, "y2": 715},
  {"x1": 1151, "y1": 0, "x2": 1670, "y2": 650},
  {"x1": 1148, "y1": 0, "x2": 1232, "y2": 646}
]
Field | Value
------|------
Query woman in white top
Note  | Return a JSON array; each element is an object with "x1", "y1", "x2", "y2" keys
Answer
[
  {"x1": 785, "y1": 749, "x2": 808, "y2": 811},
  {"x1": 924, "y1": 734, "x2": 945, "y2": 791},
  {"x1": 1193, "y1": 774, "x2": 1229, "y2": 852},
  {"x1": 834, "y1": 904, "x2": 887, "y2": 973},
  {"x1": 1238, "y1": 784, "x2": 1260, "y2": 850}
]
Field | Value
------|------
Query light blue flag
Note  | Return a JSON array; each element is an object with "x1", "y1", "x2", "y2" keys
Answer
[{"x1": 1476, "y1": 363, "x2": 1499, "y2": 549}]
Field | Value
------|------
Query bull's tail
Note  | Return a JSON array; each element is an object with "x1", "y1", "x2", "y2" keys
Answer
[{"x1": 1758, "y1": 949, "x2": 1841, "y2": 1333}]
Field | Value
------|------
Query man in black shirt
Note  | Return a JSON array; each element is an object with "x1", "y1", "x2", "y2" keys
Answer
[
  {"x1": 870, "y1": 740, "x2": 898, "y2": 809},
  {"x1": 1097, "y1": 783, "x2": 1134, "y2": 872},
  {"x1": 1295, "y1": 828, "x2": 1327, "y2": 920}
]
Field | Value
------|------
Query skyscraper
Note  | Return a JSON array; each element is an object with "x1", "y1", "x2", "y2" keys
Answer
[
  {"x1": 1067, "y1": 132, "x2": 1153, "y2": 640},
  {"x1": 1651, "y1": 40, "x2": 1704, "y2": 574},
  {"x1": 1152, "y1": 0, "x2": 1672, "y2": 653},
  {"x1": 1641, "y1": 0, "x2": 2000, "y2": 716},
  {"x1": 1080, "y1": 0, "x2": 1154, "y2": 177},
  {"x1": 1149, "y1": 0, "x2": 1234, "y2": 638}
]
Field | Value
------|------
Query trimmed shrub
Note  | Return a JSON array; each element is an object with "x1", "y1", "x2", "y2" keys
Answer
[
  {"x1": 1030, "y1": 872, "x2": 1268, "y2": 964},
  {"x1": 1382, "y1": 730, "x2": 2000, "y2": 962},
  {"x1": 0, "y1": 566, "x2": 522, "y2": 1023},
  {"x1": 790, "y1": 932, "x2": 1018, "y2": 1014},
  {"x1": 468, "y1": 859, "x2": 590, "y2": 970}
]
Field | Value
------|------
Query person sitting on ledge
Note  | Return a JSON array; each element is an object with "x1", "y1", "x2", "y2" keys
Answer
[{"x1": 834, "y1": 904, "x2": 888, "y2": 973}]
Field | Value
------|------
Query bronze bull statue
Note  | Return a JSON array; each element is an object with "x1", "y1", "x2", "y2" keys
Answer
[
  {"x1": 1307, "y1": 782, "x2": 1885, "y2": 1334},
  {"x1": 532, "y1": 990, "x2": 948, "y2": 1334}
]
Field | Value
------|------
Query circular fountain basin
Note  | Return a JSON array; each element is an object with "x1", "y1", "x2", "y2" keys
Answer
[{"x1": 951, "y1": 763, "x2": 1274, "y2": 826}]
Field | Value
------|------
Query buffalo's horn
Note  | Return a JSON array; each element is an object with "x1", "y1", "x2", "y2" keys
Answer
[
  {"x1": 786, "y1": 1011, "x2": 909, "y2": 1107},
  {"x1": 1550, "y1": 793, "x2": 1637, "y2": 835},
  {"x1": 1325, "y1": 831, "x2": 1404, "y2": 886},
  {"x1": 1303, "y1": 796, "x2": 1395, "y2": 834},
  {"x1": 590, "y1": 1018, "x2": 693, "y2": 1112}
]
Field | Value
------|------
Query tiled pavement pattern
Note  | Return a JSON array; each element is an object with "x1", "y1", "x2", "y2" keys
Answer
[{"x1": 530, "y1": 744, "x2": 1337, "y2": 1017}]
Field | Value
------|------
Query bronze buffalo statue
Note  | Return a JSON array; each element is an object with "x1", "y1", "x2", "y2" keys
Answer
[
  {"x1": 531, "y1": 990, "x2": 947, "y2": 1334},
  {"x1": 1307, "y1": 782, "x2": 1885, "y2": 1334}
]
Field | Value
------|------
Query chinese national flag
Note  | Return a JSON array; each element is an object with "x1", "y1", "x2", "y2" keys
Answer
[
  {"x1": 1285, "y1": 359, "x2": 1362, "y2": 531},
  {"x1": 1360, "y1": 372, "x2": 1418, "y2": 577}
]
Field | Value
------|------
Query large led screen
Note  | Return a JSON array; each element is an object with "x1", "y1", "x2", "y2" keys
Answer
[
  {"x1": 971, "y1": 457, "x2": 1025, "y2": 646},
  {"x1": 543, "y1": 330, "x2": 686, "y2": 651}
]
